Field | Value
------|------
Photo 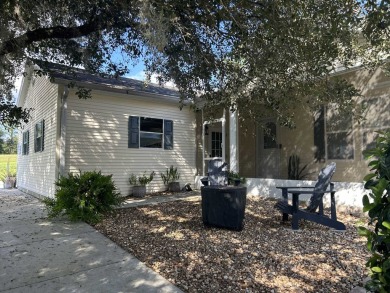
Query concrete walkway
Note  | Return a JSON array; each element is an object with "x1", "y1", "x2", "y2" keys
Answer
[{"x1": 0, "y1": 189, "x2": 184, "y2": 293}]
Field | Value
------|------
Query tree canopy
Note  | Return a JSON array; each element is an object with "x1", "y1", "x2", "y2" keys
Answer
[{"x1": 1, "y1": 0, "x2": 389, "y2": 127}]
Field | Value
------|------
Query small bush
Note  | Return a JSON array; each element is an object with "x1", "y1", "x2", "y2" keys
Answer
[
  {"x1": 359, "y1": 131, "x2": 390, "y2": 292},
  {"x1": 160, "y1": 166, "x2": 180, "y2": 185},
  {"x1": 43, "y1": 170, "x2": 122, "y2": 224},
  {"x1": 288, "y1": 154, "x2": 310, "y2": 180},
  {"x1": 227, "y1": 170, "x2": 246, "y2": 185},
  {"x1": 129, "y1": 171, "x2": 155, "y2": 186}
]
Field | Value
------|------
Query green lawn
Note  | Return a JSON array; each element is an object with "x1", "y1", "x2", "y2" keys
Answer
[{"x1": 0, "y1": 154, "x2": 17, "y2": 181}]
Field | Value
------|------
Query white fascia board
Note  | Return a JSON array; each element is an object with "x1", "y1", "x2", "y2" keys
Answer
[
  {"x1": 52, "y1": 78, "x2": 188, "y2": 105},
  {"x1": 16, "y1": 66, "x2": 33, "y2": 107}
]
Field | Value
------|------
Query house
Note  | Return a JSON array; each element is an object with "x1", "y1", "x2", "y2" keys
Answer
[
  {"x1": 194, "y1": 66, "x2": 390, "y2": 208},
  {"x1": 17, "y1": 62, "x2": 389, "y2": 208},
  {"x1": 16, "y1": 63, "x2": 197, "y2": 198}
]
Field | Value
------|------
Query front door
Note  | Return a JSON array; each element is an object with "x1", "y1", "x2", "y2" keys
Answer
[
  {"x1": 203, "y1": 121, "x2": 225, "y2": 175},
  {"x1": 256, "y1": 120, "x2": 281, "y2": 178}
]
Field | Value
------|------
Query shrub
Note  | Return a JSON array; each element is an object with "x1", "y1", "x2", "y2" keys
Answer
[
  {"x1": 129, "y1": 174, "x2": 138, "y2": 185},
  {"x1": 43, "y1": 170, "x2": 122, "y2": 224},
  {"x1": 138, "y1": 171, "x2": 155, "y2": 185},
  {"x1": 288, "y1": 154, "x2": 310, "y2": 180},
  {"x1": 160, "y1": 166, "x2": 180, "y2": 185},
  {"x1": 227, "y1": 170, "x2": 246, "y2": 185},
  {"x1": 359, "y1": 131, "x2": 390, "y2": 292},
  {"x1": 129, "y1": 171, "x2": 155, "y2": 186}
]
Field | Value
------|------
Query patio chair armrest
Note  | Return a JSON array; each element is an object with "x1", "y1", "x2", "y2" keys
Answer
[
  {"x1": 284, "y1": 189, "x2": 337, "y2": 194},
  {"x1": 276, "y1": 186, "x2": 315, "y2": 189}
]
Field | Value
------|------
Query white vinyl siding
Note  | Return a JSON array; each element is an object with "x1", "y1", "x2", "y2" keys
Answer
[
  {"x1": 17, "y1": 77, "x2": 59, "y2": 197},
  {"x1": 65, "y1": 91, "x2": 196, "y2": 196}
]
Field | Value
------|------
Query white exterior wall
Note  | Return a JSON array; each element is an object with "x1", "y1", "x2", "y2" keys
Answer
[
  {"x1": 65, "y1": 91, "x2": 196, "y2": 196},
  {"x1": 244, "y1": 178, "x2": 365, "y2": 208},
  {"x1": 194, "y1": 176, "x2": 365, "y2": 209},
  {"x1": 17, "y1": 77, "x2": 59, "y2": 197}
]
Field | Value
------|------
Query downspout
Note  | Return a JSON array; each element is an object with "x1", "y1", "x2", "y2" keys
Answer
[
  {"x1": 222, "y1": 109, "x2": 226, "y2": 163},
  {"x1": 202, "y1": 109, "x2": 205, "y2": 176},
  {"x1": 59, "y1": 87, "x2": 68, "y2": 177}
]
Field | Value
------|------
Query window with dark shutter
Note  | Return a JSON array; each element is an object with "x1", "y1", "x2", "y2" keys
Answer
[
  {"x1": 22, "y1": 131, "x2": 29, "y2": 155},
  {"x1": 140, "y1": 117, "x2": 163, "y2": 148},
  {"x1": 128, "y1": 116, "x2": 140, "y2": 148},
  {"x1": 128, "y1": 116, "x2": 174, "y2": 149},
  {"x1": 34, "y1": 120, "x2": 45, "y2": 152},
  {"x1": 164, "y1": 120, "x2": 173, "y2": 150}
]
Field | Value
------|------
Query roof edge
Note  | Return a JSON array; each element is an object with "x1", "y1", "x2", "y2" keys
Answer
[{"x1": 16, "y1": 64, "x2": 33, "y2": 107}]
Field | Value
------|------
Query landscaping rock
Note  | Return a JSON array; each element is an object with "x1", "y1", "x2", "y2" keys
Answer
[{"x1": 94, "y1": 195, "x2": 370, "y2": 293}]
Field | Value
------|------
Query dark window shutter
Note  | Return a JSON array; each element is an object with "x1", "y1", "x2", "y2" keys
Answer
[
  {"x1": 314, "y1": 106, "x2": 325, "y2": 162},
  {"x1": 34, "y1": 124, "x2": 38, "y2": 152},
  {"x1": 41, "y1": 120, "x2": 45, "y2": 151},
  {"x1": 128, "y1": 116, "x2": 139, "y2": 148},
  {"x1": 164, "y1": 120, "x2": 173, "y2": 150},
  {"x1": 27, "y1": 131, "x2": 29, "y2": 155}
]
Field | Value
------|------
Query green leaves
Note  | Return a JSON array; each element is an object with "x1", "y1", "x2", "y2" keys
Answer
[
  {"x1": 0, "y1": 0, "x2": 374, "y2": 127},
  {"x1": 44, "y1": 170, "x2": 122, "y2": 224},
  {"x1": 129, "y1": 171, "x2": 155, "y2": 186},
  {"x1": 361, "y1": 131, "x2": 390, "y2": 292},
  {"x1": 160, "y1": 166, "x2": 180, "y2": 185},
  {"x1": 372, "y1": 267, "x2": 383, "y2": 273},
  {"x1": 383, "y1": 221, "x2": 390, "y2": 230},
  {"x1": 358, "y1": 226, "x2": 371, "y2": 237},
  {"x1": 364, "y1": 173, "x2": 377, "y2": 182}
]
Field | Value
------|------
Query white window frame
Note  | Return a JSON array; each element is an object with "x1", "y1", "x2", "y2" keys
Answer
[
  {"x1": 210, "y1": 131, "x2": 223, "y2": 158},
  {"x1": 139, "y1": 117, "x2": 164, "y2": 149}
]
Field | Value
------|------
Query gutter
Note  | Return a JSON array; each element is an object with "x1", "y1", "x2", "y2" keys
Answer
[{"x1": 52, "y1": 78, "x2": 183, "y2": 105}]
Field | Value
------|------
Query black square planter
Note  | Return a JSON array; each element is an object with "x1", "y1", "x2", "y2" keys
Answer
[{"x1": 201, "y1": 186, "x2": 247, "y2": 231}]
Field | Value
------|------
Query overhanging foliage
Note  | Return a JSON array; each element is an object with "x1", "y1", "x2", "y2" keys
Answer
[{"x1": 1, "y1": 1, "x2": 389, "y2": 127}]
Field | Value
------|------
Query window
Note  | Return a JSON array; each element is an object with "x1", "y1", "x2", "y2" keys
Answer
[
  {"x1": 140, "y1": 117, "x2": 163, "y2": 148},
  {"x1": 128, "y1": 116, "x2": 173, "y2": 149},
  {"x1": 22, "y1": 131, "x2": 29, "y2": 155},
  {"x1": 361, "y1": 97, "x2": 390, "y2": 154},
  {"x1": 34, "y1": 120, "x2": 45, "y2": 152},
  {"x1": 325, "y1": 104, "x2": 354, "y2": 160},
  {"x1": 211, "y1": 131, "x2": 222, "y2": 157}
]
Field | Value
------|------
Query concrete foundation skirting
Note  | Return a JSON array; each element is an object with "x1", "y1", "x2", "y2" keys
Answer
[
  {"x1": 17, "y1": 186, "x2": 46, "y2": 200},
  {"x1": 195, "y1": 176, "x2": 366, "y2": 209}
]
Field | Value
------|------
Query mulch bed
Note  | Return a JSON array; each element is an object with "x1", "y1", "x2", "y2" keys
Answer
[
  {"x1": 122, "y1": 190, "x2": 199, "y2": 201},
  {"x1": 94, "y1": 196, "x2": 369, "y2": 293}
]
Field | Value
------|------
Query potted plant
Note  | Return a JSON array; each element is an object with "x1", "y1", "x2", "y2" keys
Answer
[
  {"x1": 8, "y1": 172, "x2": 16, "y2": 188},
  {"x1": 160, "y1": 166, "x2": 180, "y2": 192},
  {"x1": 288, "y1": 154, "x2": 311, "y2": 180},
  {"x1": 129, "y1": 171, "x2": 155, "y2": 198},
  {"x1": 227, "y1": 170, "x2": 246, "y2": 186},
  {"x1": 3, "y1": 162, "x2": 16, "y2": 189}
]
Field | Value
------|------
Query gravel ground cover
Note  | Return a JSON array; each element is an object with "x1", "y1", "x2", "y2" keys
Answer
[{"x1": 94, "y1": 195, "x2": 369, "y2": 293}]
